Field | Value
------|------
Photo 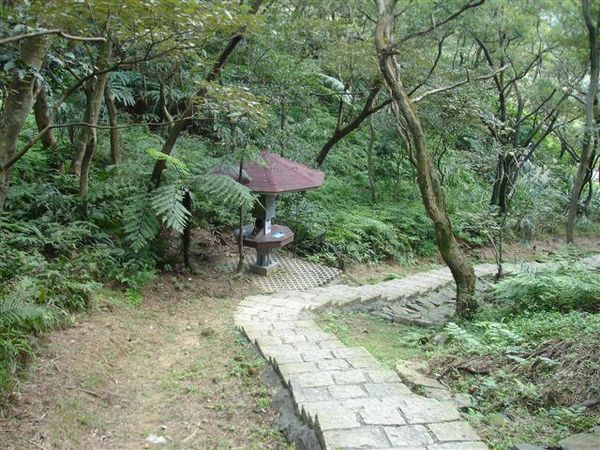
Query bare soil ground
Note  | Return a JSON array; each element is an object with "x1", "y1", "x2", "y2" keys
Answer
[{"x1": 0, "y1": 268, "x2": 295, "y2": 450}]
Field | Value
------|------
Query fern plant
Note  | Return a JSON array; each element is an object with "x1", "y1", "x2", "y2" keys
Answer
[
  {"x1": 494, "y1": 264, "x2": 600, "y2": 313},
  {"x1": 0, "y1": 299, "x2": 54, "y2": 332},
  {"x1": 123, "y1": 151, "x2": 256, "y2": 252}
]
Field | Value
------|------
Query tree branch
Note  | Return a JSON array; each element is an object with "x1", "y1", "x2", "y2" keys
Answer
[
  {"x1": 408, "y1": 31, "x2": 452, "y2": 96},
  {"x1": 398, "y1": 0, "x2": 484, "y2": 44},
  {"x1": 0, "y1": 29, "x2": 106, "y2": 45},
  {"x1": 412, "y1": 64, "x2": 509, "y2": 103}
]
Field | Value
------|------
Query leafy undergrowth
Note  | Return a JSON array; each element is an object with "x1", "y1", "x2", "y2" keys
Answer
[{"x1": 317, "y1": 264, "x2": 600, "y2": 450}]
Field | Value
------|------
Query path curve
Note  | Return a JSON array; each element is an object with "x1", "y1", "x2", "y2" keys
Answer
[
  {"x1": 236, "y1": 264, "x2": 500, "y2": 450},
  {"x1": 235, "y1": 255, "x2": 600, "y2": 450}
]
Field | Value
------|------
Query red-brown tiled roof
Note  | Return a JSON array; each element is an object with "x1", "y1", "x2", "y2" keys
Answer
[{"x1": 241, "y1": 151, "x2": 325, "y2": 194}]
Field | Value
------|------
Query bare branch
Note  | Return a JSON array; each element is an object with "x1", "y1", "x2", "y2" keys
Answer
[
  {"x1": 412, "y1": 64, "x2": 509, "y2": 103},
  {"x1": 398, "y1": 0, "x2": 484, "y2": 44},
  {"x1": 408, "y1": 31, "x2": 452, "y2": 96},
  {"x1": 0, "y1": 29, "x2": 106, "y2": 45}
]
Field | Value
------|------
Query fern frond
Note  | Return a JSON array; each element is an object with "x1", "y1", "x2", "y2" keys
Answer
[
  {"x1": 0, "y1": 299, "x2": 54, "y2": 331},
  {"x1": 145, "y1": 148, "x2": 190, "y2": 176},
  {"x1": 123, "y1": 193, "x2": 160, "y2": 252},
  {"x1": 195, "y1": 174, "x2": 255, "y2": 209},
  {"x1": 150, "y1": 185, "x2": 191, "y2": 233}
]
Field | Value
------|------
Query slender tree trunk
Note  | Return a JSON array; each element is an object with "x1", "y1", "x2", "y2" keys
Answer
[
  {"x1": 375, "y1": 0, "x2": 477, "y2": 318},
  {"x1": 71, "y1": 87, "x2": 91, "y2": 176},
  {"x1": 158, "y1": 80, "x2": 174, "y2": 136},
  {"x1": 182, "y1": 189, "x2": 192, "y2": 268},
  {"x1": 566, "y1": 0, "x2": 599, "y2": 243},
  {"x1": 78, "y1": 39, "x2": 112, "y2": 197},
  {"x1": 490, "y1": 151, "x2": 519, "y2": 213},
  {"x1": 0, "y1": 36, "x2": 51, "y2": 210},
  {"x1": 237, "y1": 158, "x2": 245, "y2": 273},
  {"x1": 104, "y1": 82, "x2": 120, "y2": 165},
  {"x1": 279, "y1": 95, "x2": 286, "y2": 156},
  {"x1": 33, "y1": 86, "x2": 57, "y2": 150}
]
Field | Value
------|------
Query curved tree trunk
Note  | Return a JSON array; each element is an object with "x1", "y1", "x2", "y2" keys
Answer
[
  {"x1": 150, "y1": 0, "x2": 263, "y2": 186},
  {"x1": 375, "y1": 0, "x2": 477, "y2": 318},
  {"x1": 0, "y1": 36, "x2": 51, "y2": 210},
  {"x1": 566, "y1": 0, "x2": 599, "y2": 243}
]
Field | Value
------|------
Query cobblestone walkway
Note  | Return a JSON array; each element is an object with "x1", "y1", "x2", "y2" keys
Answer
[
  {"x1": 236, "y1": 264, "x2": 499, "y2": 449},
  {"x1": 235, "y1": 255, "x2": 600, "y2": 450}
]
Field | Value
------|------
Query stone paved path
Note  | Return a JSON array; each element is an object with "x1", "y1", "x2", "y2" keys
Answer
[{"x1": 235, "y1": 255, "x2": 600, "y2": 450}]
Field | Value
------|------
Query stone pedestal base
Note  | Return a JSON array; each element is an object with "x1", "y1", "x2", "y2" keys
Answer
[{"x1": 249, "y1": 261, "x2": 280, "y2": 276}]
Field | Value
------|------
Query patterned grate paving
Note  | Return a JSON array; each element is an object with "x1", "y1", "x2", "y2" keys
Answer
[{"x1": 229, "y1": 248, "x2": 342, "y2": 293}]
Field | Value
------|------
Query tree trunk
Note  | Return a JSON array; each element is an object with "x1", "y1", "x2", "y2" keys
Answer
[
  {"x1": 104, "y1": 82, "x2": 120, "y2": 165},
  {"x1": 158, "y1": 80, "x2": 174, "y2": 136},
  {"x1": 33, "y1": 84, "x2": 63, "y2": 172},
  {"x1": 566, "y1": 0, "x2": 599, "y2": 243},
  {"x1": 0, "y1": 36, "x2": 51, "y2": 210},
  {"x1": 490, "y1": 151, "x2": 519, "y2": 213},
  {"x1": 150, "y1": 0, "x2": 263, "y2": 186},
  {"x1": 182, "y1": 189, "x2": 192, "y2": 268},
  {"x1": 33, "y1": 86, "x2": 57, "y2": 150},
  {"x1": 78, "y1": 39, "x2": 112, "y2": 197},
  {"x1": 375, "y1": 0, "x2": 477, "y2": 318}
]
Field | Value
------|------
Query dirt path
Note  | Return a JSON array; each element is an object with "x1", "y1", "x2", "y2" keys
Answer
[{"x1": 0, "y1": 275, "x2": 293, "y2": 450}]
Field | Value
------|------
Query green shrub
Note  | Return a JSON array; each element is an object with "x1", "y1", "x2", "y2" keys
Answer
[{"x1": 494, "y1": 265, "x2": 600, "y2": 313}]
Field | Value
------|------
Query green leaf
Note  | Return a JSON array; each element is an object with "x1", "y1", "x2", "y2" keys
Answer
[
  {"x1": 150, "y1": 184, "x2": 191, "y2": 233},
  {"x1": 123, "y1": 193, "x2": 161, "y2": 252}
]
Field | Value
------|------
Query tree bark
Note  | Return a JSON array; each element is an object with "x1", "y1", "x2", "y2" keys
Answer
[
  {"x1": 566, "y1": 0, "x2": 599, "y2": 243},
  {"x1": 182, "y1": 189, "x2": 192, "y2": 268},
  {"x1": 490, "y1": 151, "x2": 519, "y2": 213},
  {"x1": 33, "y1": 84, "x2": 64, "y2": 172},
  {"x1": 77, "y1": 39, "x2": 112, "y2": 197},
  {"x1": 33, "y1": 86, "x2": 57, "y2": 150},
  {"x1": 0, "y1": 36, "x2": 51, "y2": 210},
  {"x1": 104, "y1": 82, "x2": 120, "y2": 165},
  {"x1": 375, "y1": 0, "x2": 477, "y2": 318}
]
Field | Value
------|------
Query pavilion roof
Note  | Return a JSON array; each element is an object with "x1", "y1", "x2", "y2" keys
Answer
[{"x1": 241, "y1": 151, "x2": 325, "y2": 194}]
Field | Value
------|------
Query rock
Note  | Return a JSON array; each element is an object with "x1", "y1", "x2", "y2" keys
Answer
[
  {"x1": 510, "y1": 444, "x2": 546, "y2": 450},
  {"x1": 559, "y1": 428, "x2": 600, "y2": 450},
  {"x1": 433, "y1": 332, "x2": 449, "y2": 346},
  {"x1": 395, "y1": 361, "x2": 446, "y2": 390},
  {"x1": 452, "y1": 393, "x2": 475, "y2": 410},
  {"x1": 145, "y1": 434, "x2": 167, "y2": 445}
]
